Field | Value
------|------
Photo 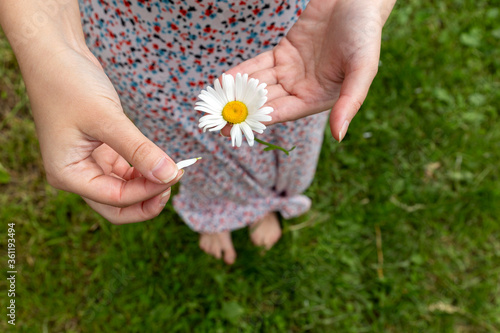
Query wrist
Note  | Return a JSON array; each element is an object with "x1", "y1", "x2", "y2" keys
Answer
[
  {"x1": 378, "y1": 0, "x2": 397, "y2": 24},
  {"x1": 0, "y1": 1, "x2": 88, "y2": 71}
]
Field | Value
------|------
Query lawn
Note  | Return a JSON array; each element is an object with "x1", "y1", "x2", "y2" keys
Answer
[{"x1": 1, "y1": 0, "x2": 500, "y2": 332}]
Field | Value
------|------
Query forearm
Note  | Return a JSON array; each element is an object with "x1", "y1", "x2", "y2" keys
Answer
[{"x1": 0, "y1": 0, "x2": 87, "y2": 73}]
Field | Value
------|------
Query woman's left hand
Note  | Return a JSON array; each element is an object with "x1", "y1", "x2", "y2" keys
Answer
[{"x1": 225, "y1": 0, "x2": 396, "y2": 141}]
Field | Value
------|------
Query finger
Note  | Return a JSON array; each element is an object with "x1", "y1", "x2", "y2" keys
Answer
[
  {"x1": 83, "y1": 110, "x2": 179, "y2": 185},
  {"x1": 225, "y1": 50, "x2": 275, "y2": 77},
  {"x1": 265, "y1": 84, "x2": 290, "y2": 101},
  {"x1": 98, "y1": 147, "x2": 145, "y2": 181},
  {"x1": 83, "y1": 187, "x2": 172, "y2": 224},
  {"x1": 70, "y1": 160, "x2": 183, "y2": 206},
  {"x1": 264, "y1": 95, "x2": 323, "y2": 124},
  {"x1": 92, "y1": 144, "x2": 134, "y2": 179},
  {"x1": 245, "y1": 68, "x2": 278, "y2": 86},
  {"x1": 329, "y1": 66, "x2": 378, "y2": 142},
  {"x1": 220, "y1": 124, "x2": 232, "y2": 137},
  {"x1": 121, "y1": 167, "x2": 143, "y2": 181}
]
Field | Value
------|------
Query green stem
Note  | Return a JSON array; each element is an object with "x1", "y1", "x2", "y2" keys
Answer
[{"x1": 255, "y1": 138, "x2": 296, "y2": 156}]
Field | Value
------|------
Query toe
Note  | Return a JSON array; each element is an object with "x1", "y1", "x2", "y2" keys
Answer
[
  {"x1": 269, "y1": 229, "x2": 282, "y2": 248},
  {"x1": 210, "y1": 241, "x2": 222, "y2": 260},
  {"x1": 199, "y1": 234, "x2": 208, "y2": 251},
  {"x1": 251, "y1": 233, "x2": 265, "y2": 247},
  {"x1": 223, "y1": 249, "x2": 236, "y2": 265},
  {"x1": 249, "y1": 212, "x2": 282, "y2": 249},
  {"x1": 219, "y1": 231, "x2": 237, "y2": 265}
]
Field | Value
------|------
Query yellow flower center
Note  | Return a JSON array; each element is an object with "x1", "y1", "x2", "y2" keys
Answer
[{"x1": 222, "y1": 101, "x2": 248, "y2": 124}]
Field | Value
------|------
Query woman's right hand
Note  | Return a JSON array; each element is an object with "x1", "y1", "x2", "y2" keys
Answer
[
  {"x1": 31, "y1": 47, "x2": 182, "y2": 224},
  {"x1": 1, "y1": 1, "x2": 181, "y2": 224}
]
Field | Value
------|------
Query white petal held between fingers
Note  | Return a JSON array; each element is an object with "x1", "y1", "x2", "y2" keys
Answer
[
  {"x1": 195, "y1": 73, "x2": 273, "y2": 147},
  {"x1": 176, "y1": 157, "x2": 202, "y2": 170}
]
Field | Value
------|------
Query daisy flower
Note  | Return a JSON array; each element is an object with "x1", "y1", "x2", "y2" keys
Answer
[{"x1": 195, "y1": 73, "x2": 273, "y2": 147}]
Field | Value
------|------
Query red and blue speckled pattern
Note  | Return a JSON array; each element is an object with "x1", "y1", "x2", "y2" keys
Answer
[{"x1": 79, "y1": 0, "x2": 329, "y2": 233}]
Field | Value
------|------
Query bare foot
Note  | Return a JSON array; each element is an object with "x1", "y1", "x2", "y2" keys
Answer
[
  {"x1": 249, "y1": 212, "x2": 282, "y2": 250},
  {"x1": 199, "y1": 231, "x2": 237, "y2": 265}
]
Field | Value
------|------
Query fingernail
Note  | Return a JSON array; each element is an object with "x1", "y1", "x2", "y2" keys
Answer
[
  {"x1": 159, "y1": 188, "x2": 171, "y2": 207},
  {"x1": 220, "y1": 130, "x2": 228, "y2": 137},
  {"x1": 152, "y1": 158, "x2": 178, "y2": 183},
  {"x1": 175, "y1": 169, "x2": 185, "y2": 181},
  {"x1": 339, "y1": 120, "x2": 350, "y2": 143}
]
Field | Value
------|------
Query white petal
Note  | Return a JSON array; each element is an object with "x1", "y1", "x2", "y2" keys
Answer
[
  {"x1": 246, "y1": 98, "x2": 268, "y2": 112},
  {"x1": 230, "y1": 124, "x2": 243, "y2": 147},
  {"x1": 198, "y1": 118, "x2": 219, "y2": 127},
  {"x1": 241, "y1": 78, "x2": 259, "y2": 104},
  {"x1": 199, "y1": 121, "x2": 222, "y2": 131},
  {"x1": 195, "y1": 100, "x2": 223, "y2": 111},
  {"x1": 257, "y1": 106, "x2": 274, "y2": 115},
  {"x1": 199, "y1": 116, "x2": 223, "y2": 129},
  {"x1": 207, "y1": 86, "x2": 227, "y2": 107},
  {"x1": 257, "y1": 83, "x2": 267, "y2": 91},
  {"x1": 208, "y1": 120, "x2": 227, "y2": 131},
  {"x1": 257, "y1": 96, "x2": 268, "y2": 108},
  {"x1": 198, "y1": 91, "x2": 223, "y2": 110},
  {"x1": 235, "y1": 73, "x2": 244, "y2": 101},
  {"x1": 214, "y1": 78, "x2": 228, "y2": 104},
  {"x1": 245, "y1": 119, "x2": 266, "y2": 131},
  {"x1": 230, "y1": 125, "x2": 236, "y2": 146},
  {"x1": 199, "y1": 114, "x2": 222, "y2": 122},
  {"x1": 198, "y1": 119, "x2": 216, "y2": 128},
  {"x1": 222, "y1": 73, "x2": 235, "y2": 102},
  {"x1": 176, "y1": 157, "x2": 202, "y2": 170},
  {"x1": 247, "y1": 114, "x2": 272, "y2": 122},
  {"x1": 194, "y1": 105, "x2": 222, "y2": 115},
  {"x1": 240, "y1": 122, "x2": 255, "y2": 146}
]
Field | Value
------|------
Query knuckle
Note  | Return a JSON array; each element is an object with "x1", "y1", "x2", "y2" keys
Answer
[
  {"x1": 352, "y1": 99, "x2": 363, "y2": 112},
  {"x1": 142, "y1": 202, "x2": 162, "y2": 220},
  {"x1": 85, "y1": 110, "x2": 125, "y2": 141},
  {"x1": 130, "y1": 140, "x2": 155, "y2": 166},
  {"x1": 112, "y1": 181, "x2": 129, "y2": 208}
]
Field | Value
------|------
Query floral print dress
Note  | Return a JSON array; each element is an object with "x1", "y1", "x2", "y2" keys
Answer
[{"x1": 79, "y1": 0, "x2": 329, "y2": 233}]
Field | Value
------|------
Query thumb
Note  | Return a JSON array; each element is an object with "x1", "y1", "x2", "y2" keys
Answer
[
  {"x1": 329, "y1": 66, "x2": 378, "y2": 142},
  {"x1": 86, "y1": 111, "x2": 179, "y2": 184}
]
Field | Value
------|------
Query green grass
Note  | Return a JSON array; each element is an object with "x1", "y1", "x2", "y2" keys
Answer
[{"x1": 1, "y1": 0, "x2": 500, "y2": 332}]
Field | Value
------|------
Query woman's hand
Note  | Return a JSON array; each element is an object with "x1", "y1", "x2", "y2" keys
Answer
[
  {"x1": 31, "y1": 47, "x2": 183, "y2": 224},
  {"x1": 1, "y1": 1, "x2": 181, "y2": 224},
  {"x1": 226, "y1": 0, "x2": 396, "y2": 141}
]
